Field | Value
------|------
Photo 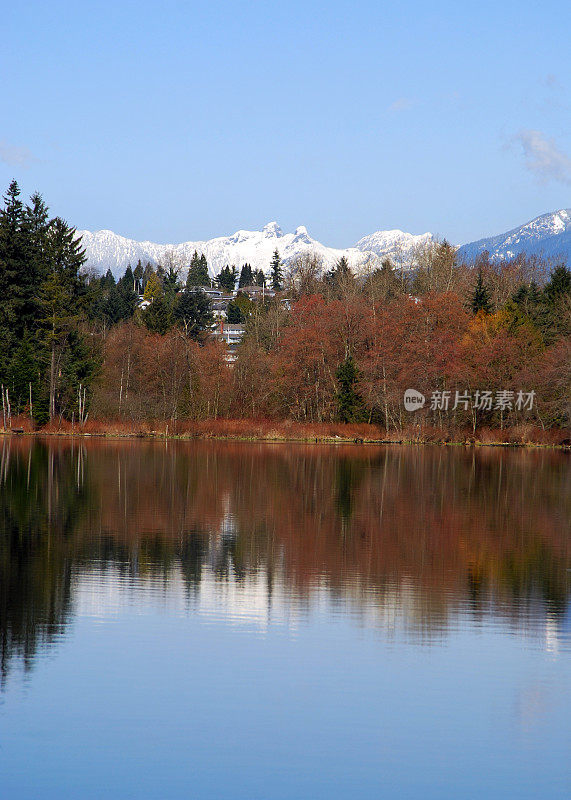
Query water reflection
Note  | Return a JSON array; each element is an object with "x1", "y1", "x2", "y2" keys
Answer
[{"x1": 0, "y1": 438, "x2": 569, "y2": 684}]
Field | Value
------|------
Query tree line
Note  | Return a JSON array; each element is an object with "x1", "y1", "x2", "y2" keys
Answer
[
  {"x1": 1, "y1": 183, "x2": 569, "y2": 435},
  {"x1": 0, "y1": 181, "x2": 93, "y2": 424}
]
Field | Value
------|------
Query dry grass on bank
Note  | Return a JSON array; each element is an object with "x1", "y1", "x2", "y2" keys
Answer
[{"x1": 0, "y1": 415, "x2": 568, "y2": 446}]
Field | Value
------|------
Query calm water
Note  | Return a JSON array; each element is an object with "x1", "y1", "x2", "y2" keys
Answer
[{"x1": 0, "y1": 440, "x2": 569, "y2": 799}]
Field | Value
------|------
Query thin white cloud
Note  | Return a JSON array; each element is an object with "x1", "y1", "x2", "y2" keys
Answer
[
  {"x1": 0, "y1": 140, "x2": 37, "y2": 168},
  {"x1": 388, "y1": 97, "x2": 415, "y2": 112},
  {"x1": 512, "y1": 129, "x2": 571, "y2": 185}
]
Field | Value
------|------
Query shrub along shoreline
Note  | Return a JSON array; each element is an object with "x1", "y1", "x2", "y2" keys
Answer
[{"x1": 1, "y1": 418, "x2": 568, "y2": 447}]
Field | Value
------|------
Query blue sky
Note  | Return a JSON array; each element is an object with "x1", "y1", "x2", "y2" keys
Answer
[{"x1": 2, "y1": 0, "x2": 570, "y2": 246}]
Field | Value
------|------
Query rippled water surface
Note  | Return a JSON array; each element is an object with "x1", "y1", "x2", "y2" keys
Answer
[{"x1": 1, "y1": 439, "x2": 569, "y2": 799}]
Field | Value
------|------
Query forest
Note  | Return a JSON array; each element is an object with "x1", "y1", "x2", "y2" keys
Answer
[{"x1": 0, "y1": 182, "x2": 569, "y2": 441}]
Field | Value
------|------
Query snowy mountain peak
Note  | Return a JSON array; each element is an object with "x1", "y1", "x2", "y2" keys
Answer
[
  {"x1": 77, "y1": 207, "x2": 571, "y2": 279},
  {"x1": 458, "y1": 208, "x2": 571, "y2": 263},
  {"x1": 292, "y1": 225, "x2": 312, "y2": 244},
  {"x1": 262, "y1": 221, "x2": 283, "y2": 237},
  {"x1": 354, "y1": 228, "x2": 434, "y2": 264},
  {"x1": 78, "y1": 222, "x2": 428, "y2": 279}
]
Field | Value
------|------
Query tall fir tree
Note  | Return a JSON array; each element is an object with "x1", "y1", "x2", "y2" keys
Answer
[
  {"x1": 22, "y1": 192, "x2": 51, "y2": 330},
  {"x1": 226, "y1": 300, "x2": 244, "y2": 324},
  {"x1": 119, "y1": 265, "x2": 134, "y2": 290},
  {"x1": 102, "y1": 268, "x2": 116, "y2": 288},
  {"x1": 109, "y1": 266, "x2": 137, "y2": 321},
  {"x1": 336, "y1": 356, "x2": 366, "y2": 423},
  {"x1": 186, "y1": 251, "x2": 210, "y2": 286},
  {"x1": 143, "y1": 271, "x2": 163, "y2": 301},
  {"x1": 173, "y1": 289, "x2": 213, "y2": 338},
  {"x1": 216, "y1": 265, "x2": 236, "y2": 292},
  {"x1": 39, "y1": 217, "x2": 87, "y2": 420},
  {"x1": 238, "y1": 263, "x2": 253, "y2": 288},
  {"x1": 133, "y1": 259, "x2": 144, "y2": 293},
  {"x1": 541, "y1": 265, "x2": 571, "y2": 342},
  {"x1": 7, "y1": 331, "x2": 40, "y2": 416},
  {"x1": 326, "y1": 255, "x2": 351, "y2": 287},
  {"x1": 142, "y1": 296, "x2": 172, "y2": 334},
  {"x1": 142, "y1": 261, "x2": 155, "y2": 288},
  {"x1": 0, "y1": 181, "x2": 27, "y2": 364},
  {"x1": 470, "y1": 268, "x2": 493, "y2": 315},
  {"x1": 270, "y1": 249, "x2": 283, "y2": 291},
  {"x1": 544, "y1": 265, "x2": 571, "y2": 303}
]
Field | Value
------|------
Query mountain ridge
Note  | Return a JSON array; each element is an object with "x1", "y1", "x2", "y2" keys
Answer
[
  {"x1": 457, "y1": 208, "x2": 571, "y2": 264},
  {"x1": 77, "y1": 223, "x2": 434, "y2": 279},
  {"x1": 78, "y1": 208, "x2": 571, "y2": 278}
]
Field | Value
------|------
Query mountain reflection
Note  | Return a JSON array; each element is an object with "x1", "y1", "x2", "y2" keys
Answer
[{"x1": 0, "y1": 438, "x2": 569, "y2": 683}]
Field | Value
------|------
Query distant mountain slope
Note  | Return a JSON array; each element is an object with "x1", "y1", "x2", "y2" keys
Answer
[
  {"x1": 354, "y1": 229, "x2": 433, "y2": 264},
  {"x1": 458, "y1": 209, "x2": 571, "y2": 264},
  {"x1": 77, "y1": 222, "x2": 433, "y2": 279}
]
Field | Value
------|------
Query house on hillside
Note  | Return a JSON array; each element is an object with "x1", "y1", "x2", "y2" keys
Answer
[
  {"x1": 210, "y1": 294, "x2": 235, "y2": 319},
  {"x1": 212, "y1": 321, "x2": 245, "y2": 363},
  {"x1": 239, "y1": 285, "x2": 275, "y2": 301}
]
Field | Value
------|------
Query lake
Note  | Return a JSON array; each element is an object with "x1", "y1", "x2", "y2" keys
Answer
[{"x1": 0, "y1": 439, "x2": 569, "y2": 799}]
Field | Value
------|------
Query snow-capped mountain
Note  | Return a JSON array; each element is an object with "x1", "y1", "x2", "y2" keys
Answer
[
  {"x1": 458, "y1": 209, "x2": 571, "y2": 264},
  {"x1": 354, "y1": 229, "x2": 434, "y2": 264},
  {"x1": 78, "y1": 208, "x2": 571, "y2": 280},
  {"x1": 77, "y1": 222, "x2": 431, "y2": 279}
]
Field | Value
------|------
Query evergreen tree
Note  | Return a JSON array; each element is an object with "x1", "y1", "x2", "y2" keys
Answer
[
  {"x1": 544, "y1": 265, "x2": 571, "y2": 303},
  {"x1": 22, "y1": 192, "x2": 51, "y2": 330},
  {"x1": 142, "y1": 261, "x2": 155, "y2": 288},
  {"x1": 143, "y1": 271, "x2": 163, "y2": 301},
  {"x1": 270, "y1": 249, "x2": 283, "y2": 291},
  {"x1": 470, "y1": 268, "x2": 493, "y2": 314},
  {"x1": 326, "y1": 255, "x2": 351, "y2": 288},
  {"x1": 173, "y1": 289, "x2": 213, "y2": 338},
  {"x1": 230, "y1": 291, "x2": 253, "y2": 321},
  {"x1": 512, "y1": 281, "x2": 542, "y2": 327},
  {"x1": 56, "y1": 327, "x2": 98, "y2": 424},
  {"x1": 363, "y1": 258, "x2": 400, "y2": 302},
  {"x1": 541, "y1": 265, "x2": 571, "y2": 342},
  {"x1": 238, "y1": 263, "x2": 254, "y2": 288},
  {"x1": 215, "y1": 265, "x2": 236, "y2": 292},
  {"x1": 39, "y1": 217, "x2": 87, "y2": 420},
  {"x1": 162, "y1": 263, "x2": 181, "y2": 294},
  {"x1": 118, "y1": 265, "x2": 134, "y2": 291},
  {"x1": 102, "y1": 288, "x2": 128, "y2": 325},
  {"x1": 142, "y1": 296, "x2": 172, "y2": 334},
  {"x1": 254, "y1": 269, "x2": 266, "y2": 287},
  {"x1": 336, "y1": 356, "x2": 366, "y2": 423},
  {"x1": 0, "y1": 181, "x2": 27, "y2": 363},
  {"x1": 7, "y1": 331, "x2": 40, "y2": 416},
  {"x1": 102, "y1": 268, "x2": 116, "y2": 288},
  {"x1": 186, "y1": 251, "x2": 210, "y2": 286},
  {"x1": 105, "y1": 267, "x2": 137, "y2": 323},
  {"x1": 133, "y1": 260, "x2": 144, "y2": 294},
  {"x1": 0, "y1": 184, "x2": 98, "y2": 424},
  {"x1": 226, "y1": 301, "x2": 244, "y2": 324}
]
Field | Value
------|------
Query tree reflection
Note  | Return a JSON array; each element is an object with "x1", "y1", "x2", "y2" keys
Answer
[
  {"x1": 0, "y1": 441, "x2": 89, "y2": 684},
  {"x1": 0, "y1": 438, "x2": 569, "y2": 683}
]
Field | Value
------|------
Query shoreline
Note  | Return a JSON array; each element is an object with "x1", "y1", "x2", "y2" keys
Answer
[{"x1": 1, "y1": 427, "x2": 569, "y2": 449}]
